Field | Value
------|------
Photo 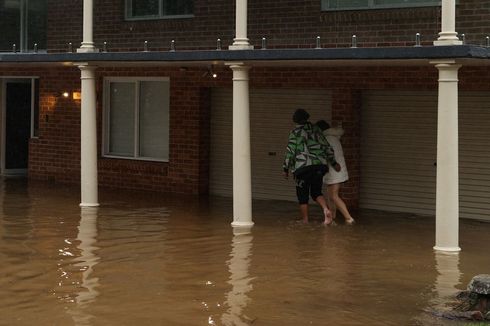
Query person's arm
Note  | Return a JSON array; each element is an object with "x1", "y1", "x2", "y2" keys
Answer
[
  {"x1": 318, "y1": 132, "x2": 341, "y2": 171},
  {"x1": 283, "y1": 131, "x2": 297, "y2": 178}
]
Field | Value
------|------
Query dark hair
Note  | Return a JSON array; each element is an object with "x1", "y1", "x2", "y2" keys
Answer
[
  {"x1": 292, "y1": 109, "x2": 310, "y2": 124},
  {"x1": 316, "y1": 120, "x2": 330, "y2": 131}
]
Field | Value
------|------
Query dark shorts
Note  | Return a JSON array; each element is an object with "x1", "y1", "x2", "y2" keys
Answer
[{"x1": 293, "y1": 165, "x2": 328, "y2": 204}]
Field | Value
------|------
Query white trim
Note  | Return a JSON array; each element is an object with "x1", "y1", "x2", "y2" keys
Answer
[
  {"x1": 102, "y1": 154, "x2": 168, "y2": 163},
  {"x1": 102, "y1": 76, "x2": 171, "y2": 162}
]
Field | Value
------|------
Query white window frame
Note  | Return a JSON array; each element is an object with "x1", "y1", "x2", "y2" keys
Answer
[
  {"x1": 125, "y1": 0, "x2": 194, "y2": 21},
  {"x1": 321, "y1": 0, "x2": 441, "y2": 11},
  {"x1": 102, "y1": 77, "x2": 170, "y2": 162}
]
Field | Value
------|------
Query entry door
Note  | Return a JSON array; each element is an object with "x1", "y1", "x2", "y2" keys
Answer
[{"x1": 4, "y1": 81, "x2": 32, "y2": 174}]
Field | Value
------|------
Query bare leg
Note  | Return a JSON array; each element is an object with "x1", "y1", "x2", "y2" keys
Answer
[
  {"x1": 314, "y1": 195, "x2": 332, "y2": 225},
  {"x1": 326, "y1": 186, "x2": 338, "y2": 221},
  {"x1": 299, "y1": 204, "x2": 309, "y2": 223},
  {"x1": 328, "y1": 183, "x2": 355, "y2": 224}
]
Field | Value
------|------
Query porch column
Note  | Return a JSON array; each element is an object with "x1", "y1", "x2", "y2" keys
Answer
[
  {"x1": 78, "y1": 64, "x2": 99, "y2": 207},
  {"x1": 228, "y1": 63, "x2": 253, "y2": 227},
  {"x1": 78, "y1": 0, "x2": 96, "y2": 52},
  {"x1": 229, "y1": 0, "x2": 253, "y2": 50},
  {"x1": 434, "y1": 0, "x2": 462, "y2": 46},
  {"x1": 433, "y1": 61, "x2": 461, "y2": 252}
]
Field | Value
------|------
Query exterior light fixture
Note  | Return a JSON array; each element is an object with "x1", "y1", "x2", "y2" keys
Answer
[
  {"x1": 261, "y1": 37, "x2": 267, "y2": 50},
  {"x1": 12, "y1": 44, "x2": 16, "y2": 53},
  {"x1": 72, "y1": 92, "x2": 81, "y2": 100},
  {"x1": 170, "y1": 40, "x2": 176, "y2": 51},
  {"x1": 202, "y1": 66, "x2": 218, "y2": 78},
  {"x1": 103, "y1": 42, "x2": 107, "y2": 52},
  {"x1": 68, "y1": 42, "x2": 73, "y2": 53},
  {"x1": 62, "y1": 92, "x2": 70, "y2": 98},
  {"x1": 217, "y1": 38, "x2": 222, "y2": 50},
  {"x1": 144, "y1": 41, "x2": 149, "y2": 52}
]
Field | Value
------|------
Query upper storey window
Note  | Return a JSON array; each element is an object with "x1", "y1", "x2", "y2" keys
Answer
[
  {"x1": 0, "y1": 0, "x2": 47, "y2": 52},
  {"x1": 126, "y1": 0, "x2": 193, "y2": 20},
  {"x1": 322, "y1": 0, "x2": 440, "y2": 10}
]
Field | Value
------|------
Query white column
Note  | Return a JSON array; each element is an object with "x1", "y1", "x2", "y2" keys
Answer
[
  {"x1": 433, "y1": 61, "x2": 461, "y2": 252},
  {"x1": 434, "y1": 0, "x2": 462, "y2": 46},
  {"x1": 78, "y1": 0, "x2": 97, "y2": 52},
  {"x1": 229, "y1": 0, "x2": 253, "y2": 50},
  {"x1": 79, "y1": 64, "x2": 99, "y2": 207},
  {"x1": 229, "y1": 63, "x2": 253, "y2": 227}
]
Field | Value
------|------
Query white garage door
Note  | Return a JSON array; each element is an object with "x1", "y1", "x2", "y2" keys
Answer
[
  {"x1": 361, "y1": 91, "x2": 490, "y2": 221},
  {"x1": 210, "y1": 88, "x2": 331, "y2": 201}
]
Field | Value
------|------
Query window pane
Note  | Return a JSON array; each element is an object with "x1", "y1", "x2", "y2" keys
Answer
[
  {"x1": 139, "y1": 81, "x2": 169, "y2": 160},
  {"x1": 27, "y1": 0, "x2": 46, "y2": 50},
  {"x1": 130, "y1": 0, "x2": 159, "y2": 17},
  {"x1": 323, "y1": 0, "x2": 369, "y2": 9},
  {"x1": 162, "y1": 0, "x2": 193, "y2": 16},
  {"x1": 374, "y1": 0, "x2": 437, "y2": 4},
  {"x1": 109, "y1": 82, "x2": 135, "y2": 157},
  {"x1": 0, "y1": 0, "x2": 20, "y2": 51}
]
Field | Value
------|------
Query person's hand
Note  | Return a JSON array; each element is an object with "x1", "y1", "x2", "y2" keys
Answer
[
  {"x1": 283, "y1": 171, "x2": 289, "y2": 179},
  {"x1": 334, "y1": 163, "x2": 341, "y2": 172}
]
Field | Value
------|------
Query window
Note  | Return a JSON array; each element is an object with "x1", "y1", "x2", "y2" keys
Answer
[
  {"x1": 103, "y1": 78, "x2": 170, "y2": 162},
  {"x1": 322, "y1": 0, "x2": 440, "y2": 10},
  {"x1": 125, "y1": 0, "x2": 193, "y2": 20},
  {"x1": 0, "y1": 0, "x2": 47, "y2": 52}
]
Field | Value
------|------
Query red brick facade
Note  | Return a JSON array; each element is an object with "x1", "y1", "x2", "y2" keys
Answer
[
  {"x1": 46, "y1": 1, "x2": 490, "y2": 52},
  {"x1": 3, "y1": 1, "x2": 490, "y2": 207}
]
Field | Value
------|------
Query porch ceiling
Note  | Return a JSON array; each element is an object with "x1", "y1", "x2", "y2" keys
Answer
[{"x1": 0, "y1": 45, "x2": 489, "y2": 68}]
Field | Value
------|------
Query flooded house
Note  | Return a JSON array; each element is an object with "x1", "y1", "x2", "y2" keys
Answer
[{"x1": 1, "y1": 0, "x2": 489, "y2": 252}]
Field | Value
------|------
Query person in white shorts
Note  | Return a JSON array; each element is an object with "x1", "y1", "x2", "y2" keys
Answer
[{"x1": 316, "y1": 120, "x2": 355, "y2": 225}]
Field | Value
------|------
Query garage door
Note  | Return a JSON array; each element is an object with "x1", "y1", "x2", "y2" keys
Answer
[
  {"x1": 361, "y1": 91, "x2": 490, "y2": 221},
  {"x1": 210, "y1": 88, "x2": 331, "y2": 201}
]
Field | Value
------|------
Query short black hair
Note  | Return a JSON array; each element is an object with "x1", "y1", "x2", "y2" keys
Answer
[
  {"x1": 316, "y1": 120, "x2": 330, "y2": 131},
  {"x1": 292, "y1": 109, "x2": 310, "y2": 124}
]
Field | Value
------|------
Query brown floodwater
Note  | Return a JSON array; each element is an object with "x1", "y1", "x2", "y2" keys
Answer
[{"x1": 1, "y1": 178, "x2": 489, "y2": 326}]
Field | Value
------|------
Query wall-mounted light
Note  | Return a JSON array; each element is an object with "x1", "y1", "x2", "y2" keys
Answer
[
  {"x1": 62, "y1": 92, "x2": 70, "y2": 98},
  {"x1": 202, "y1": 66, "x2": 218, "y2": 78}
]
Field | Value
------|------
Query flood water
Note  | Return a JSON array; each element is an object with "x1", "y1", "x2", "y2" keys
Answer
[{"x1": 1, "y1": 178, "x2": 489, "y2": 326}]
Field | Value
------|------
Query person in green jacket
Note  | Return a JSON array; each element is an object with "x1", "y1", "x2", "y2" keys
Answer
[{"x1": 283, "y1": 109, "x2": 341, "y2": 225}]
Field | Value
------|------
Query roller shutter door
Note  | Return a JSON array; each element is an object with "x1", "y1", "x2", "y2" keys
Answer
[
  {"x1": 459, "y1": 93, "x2": 490, "y2": 221},
  {"x1": 210, "y1": 88, "x2": 331, "y2": 201},
  {"x1": 361, "y1": 91, "x2": 490, "y2": 221}
]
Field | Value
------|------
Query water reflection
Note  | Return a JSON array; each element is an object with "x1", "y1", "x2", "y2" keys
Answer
[
  {"x1": 433, "y1": 251, "x2": 461, "y2": 302},
  {"x1": 68, "y1": 207, "x2": 100, "y2": 325},
  {"x1": 221, "y1": 227, "x2": 254, "y2": 326}
]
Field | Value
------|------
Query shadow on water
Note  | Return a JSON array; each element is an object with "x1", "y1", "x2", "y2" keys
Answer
[{"x1": 0, "y1": 178, "x2": 490, "y2": 325}]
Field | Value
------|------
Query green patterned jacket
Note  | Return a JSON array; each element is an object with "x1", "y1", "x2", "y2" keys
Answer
[{"x1": 283, "y1": 122, "x2": 337, "y2": 174}]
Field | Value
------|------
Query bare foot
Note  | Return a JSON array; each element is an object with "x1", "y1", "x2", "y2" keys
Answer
[
  {"x1": 345, "y1": 217, "x2": 355, "y2": 225},
  {"x1": 323, "y1": 208, "x2": 333, "y2": 225}
]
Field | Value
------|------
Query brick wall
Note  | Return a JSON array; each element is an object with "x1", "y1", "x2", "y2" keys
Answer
[
  {"x1": 45, "y1": 0, "x2": 490, "y2": 52},
  {"x1": 2, "y1": 64, "x2": 489, "y2": 204}
]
